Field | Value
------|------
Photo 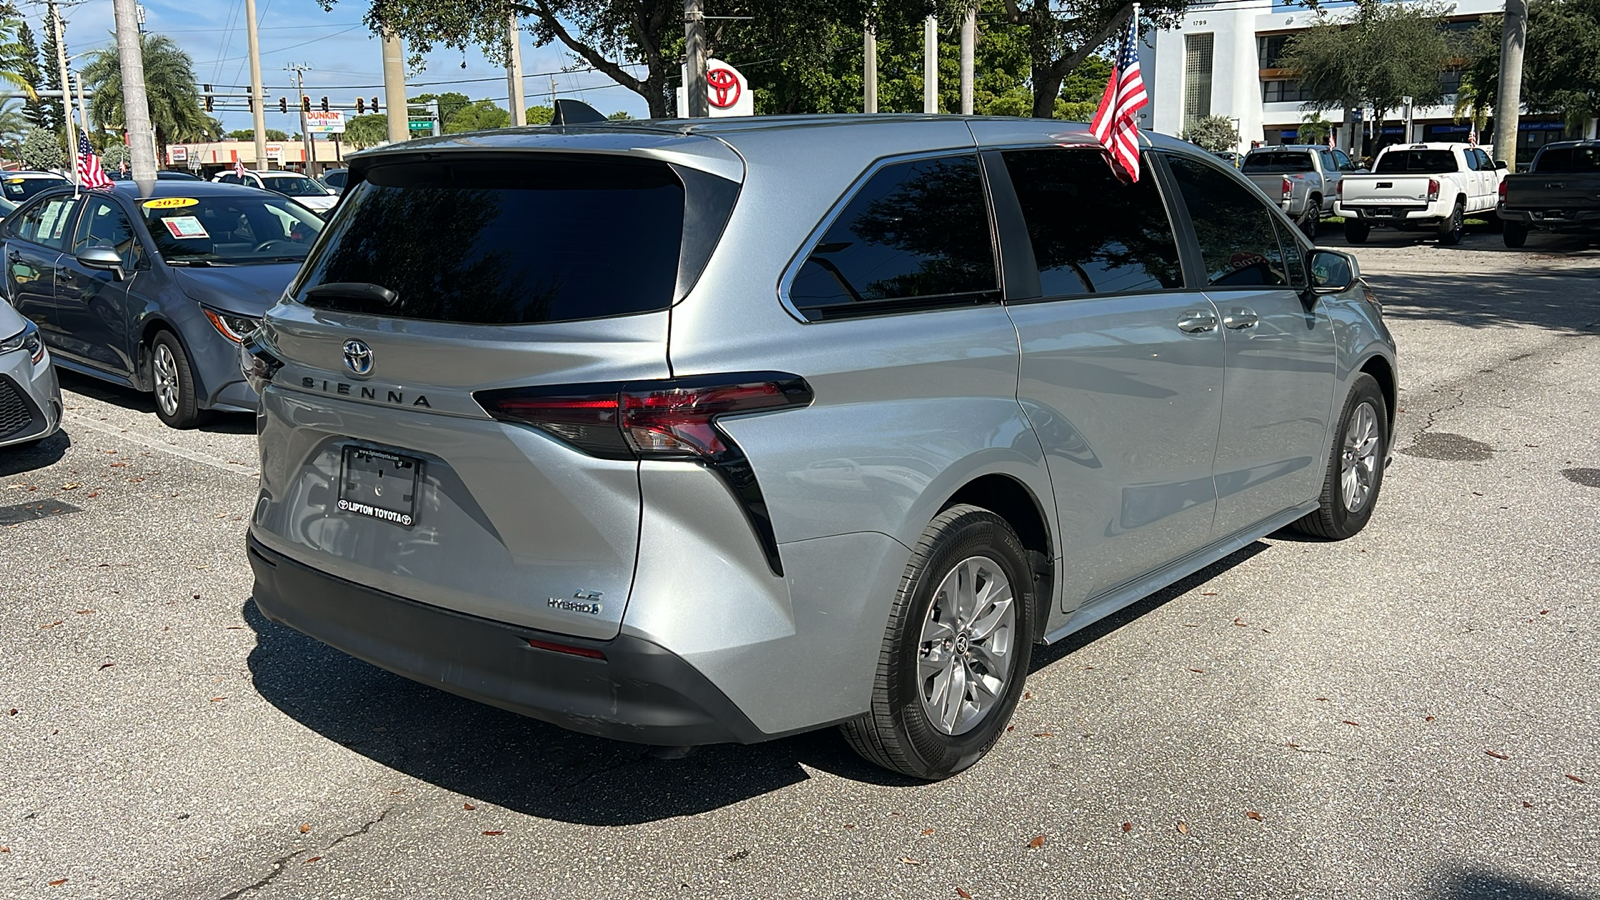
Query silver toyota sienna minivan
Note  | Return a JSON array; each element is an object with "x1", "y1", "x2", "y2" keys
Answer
[{"x1": 243, "y1": 115, "x2": 1396, "y2": 780}]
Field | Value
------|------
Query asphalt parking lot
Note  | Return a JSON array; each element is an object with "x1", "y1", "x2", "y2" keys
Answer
[{"x1": 2, "y1": 226, "x2": 1598, "y2": 900}]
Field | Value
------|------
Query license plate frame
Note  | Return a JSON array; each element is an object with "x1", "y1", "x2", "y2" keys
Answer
[
  {"x1": 1371, "y1": 207, "x2": 1392, "y2": 218},
  {"x1": 337, "y1": 446, "x2": 423, "y2": 527}
]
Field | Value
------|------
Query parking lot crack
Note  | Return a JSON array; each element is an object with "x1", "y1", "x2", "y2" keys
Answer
[
  {"x1": 213, "y1": 807, "x2": 394, "y2": 900},
  {"x1": 1408, "y1": 389, "x2": 1467, "y2": 443}
]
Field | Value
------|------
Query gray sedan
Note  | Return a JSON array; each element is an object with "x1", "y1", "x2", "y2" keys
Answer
[
  {"x1": 2, "y1": 181, "x2": 323, "y2": 427},
  {"x1": 0, "y1": 295, "x2": 60, "y2": 447}
]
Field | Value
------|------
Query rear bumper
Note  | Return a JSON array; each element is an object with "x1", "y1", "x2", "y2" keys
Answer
[
  {"x1": 246, "y1": 532, "x2": 768, "y2": 746},
  {"x1": 1336, "y1": 204, "x2": 1435, "y2": 226},
  {"x1": 1498, "y1": 206, "x2": 1600, "y2": 230}
]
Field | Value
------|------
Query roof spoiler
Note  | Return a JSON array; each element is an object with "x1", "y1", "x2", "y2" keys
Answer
[{"x1": 551, "y1": 99, "x2": 608, "y2": 126}]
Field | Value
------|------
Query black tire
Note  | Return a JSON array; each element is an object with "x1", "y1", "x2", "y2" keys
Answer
[
  {"x1": 841, "y1": 504, "x2": 1036, "y2": 780},
  {"x1": 1503, "y1": 220, "x2": 1530, "y2": 248},
  {"x1": 149, "y1": 330, "x2": 207, "y2": 429},
  {"x1": 1299, "y1": 203, "x2": 1321, "y2": 241},
  {"x1": 1438, "y1": 201, "x2": 1466, "y2": 245},
  {"x1": 1343, "y1": 219, "x2": 1370, "y2": 244},
  {"x1": 1291, "y1": 373, "x2": 1387, "y2": 541}
]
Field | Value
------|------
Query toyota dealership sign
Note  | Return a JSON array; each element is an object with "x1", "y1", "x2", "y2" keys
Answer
[{"x1": 676, "y1": 58, "x2": 753, "y2": 117}]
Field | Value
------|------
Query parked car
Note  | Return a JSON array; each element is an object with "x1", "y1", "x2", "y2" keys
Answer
[
  {"x1": 0, "y1": 198, "x2": 16, "y2": 223},
  {"x1": 2, "y1": 171, "x2": 69, "y2": 203},
  {"x1": 1239, "y1": 144, "x2": 1360, "y2": 239},
  {"x1": 2, "y1": 181, "x2": 324, "y2": 427},
  {"x1": 1497, "y1": 140, "x2": 1600, "y2": 247},
  {"x1": 319, "y1": 168, "x2": 349, "y2": 192},
  {"x1": 242, "y1": 115, "x2": 1396, "y2": 780},
  {"x1": 1336, "y1": 142, "x2": 1506, "y2": 244},
  {"x1": 107, "y1": 170, "x2": 204, "y2": 181},
  {"x1": 0, "y1": 296, "x2": 61, "y2": 447},
  {"x1": 212, "y1": 169, "x2": 338, "y2": 214}
]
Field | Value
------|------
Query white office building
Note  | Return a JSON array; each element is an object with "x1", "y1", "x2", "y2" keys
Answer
[{"x1": 1142, "y1": 0, "x2": 1586, "y2": 158}]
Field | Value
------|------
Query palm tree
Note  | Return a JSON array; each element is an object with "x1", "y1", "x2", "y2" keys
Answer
[
  {"x1": 80, "y1": 33, "x2": 208, "y2": 146},
  {"x1": 0, "y1": 99, "x2": 27, "y2": 160},
  {"x1": 0, "y1": 8, "x2": 37, "y2": 101}
]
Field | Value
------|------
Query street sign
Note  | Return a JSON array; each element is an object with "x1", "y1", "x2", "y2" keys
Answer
[
  {"x1": 407, "y1": 118, "x2": 434, "y2": 132},
  {"x1": 305, "y1": 110, "x2": 345, "y2": 134}
]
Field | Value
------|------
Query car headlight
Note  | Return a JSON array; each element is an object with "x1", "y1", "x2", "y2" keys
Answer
[
  {"x1": 0, "y1": 319, "x2": 44, "y2": 364},
  {"x1": 203, "y1": 307, "x2": 261, "y2": 343}
]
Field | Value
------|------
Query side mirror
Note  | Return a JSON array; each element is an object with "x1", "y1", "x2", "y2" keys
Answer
[
  {"x1": 77, "y1": 246, "x2": 127, "y2": 281},
  {"x1": 1309, "y1": 249, "x2": 1358, "y2": 294},
  {"x1": 1494, "y1": 160, "x2": 1509, "y2": 170}
]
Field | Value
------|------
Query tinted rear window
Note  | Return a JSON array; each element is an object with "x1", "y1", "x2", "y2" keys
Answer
[
  {"x1": 294, "y1": 157, "x2": 685, "y2": 324},
  {"x1": 1241, "y1": 152, "x2": 1315, "y2": 173},
  {"x1": 1374, "y1": 150, "x2": 1458, "y2": 174},
  {"x1": 2, "y1": 177, "x2": 66, "y2": 201},
  {"x1": 1533, "y1": 146, "x2": 1600, "y2": 173}
]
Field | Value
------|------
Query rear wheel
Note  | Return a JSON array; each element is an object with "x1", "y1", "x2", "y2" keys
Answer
[
  {"x1": 1438, "y1": 201, "x2": 1466, "y2": 245},
  {"x1": 841, "y1": 504, "x2": 1035, "y2": 780},
  {"x1": 1299, "y1": 203, "x2": 1321, "y2": 241},
  {"x1": 1503, "y1": 220, "x2": 1530, "y2": 248},
  {"x1": 150, "y1": 331, "x2": 206, "y2": 429},
  {"x1": 1291, "y1": 373, "x2": 1387, "y2": 540},
  {"x1": 1343, "y1": 219, "x2": 1370, "y2": 244}
]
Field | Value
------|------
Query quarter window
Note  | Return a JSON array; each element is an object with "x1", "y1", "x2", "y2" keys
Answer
[
  {"x1": 1001, "y1": 149, "x2": 1182, "y2": 296},
  {"x1": 11, "y1": 196, "x2": 76, "y2": 250},
  {"x1": 789, "y1": 155, "x2": 997, "y2": 317},
  {"x1": 1167, "y1": 156, "x2": 1291, "y2": 288}
]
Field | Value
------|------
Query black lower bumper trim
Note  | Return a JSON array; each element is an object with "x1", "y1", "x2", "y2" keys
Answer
[{"x1": 246, "y1": 534, "x2": 769, "y2": 746}]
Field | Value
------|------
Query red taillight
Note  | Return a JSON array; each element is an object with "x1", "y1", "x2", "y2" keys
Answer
[
  {"x1": 476, "y1": 373, "x2": 814, "y2": 463},
  {"x1": 525, "y1": 637, "x2": 605, "y2": 660},
  {"x1": 1498, "y1": 179, "x2": 1507, "y2": 200},
  {"x1": 1336, "y1": 179, "x2": 1344, "y2": 198},
  {"x1": 1281, "y1": 177, "x2": 1293, "y2": 201},
  {"x1": 1428, "y1": 178, "x2": 1440, "y2": 202}
]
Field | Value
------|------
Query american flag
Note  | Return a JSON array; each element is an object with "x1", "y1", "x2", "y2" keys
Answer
[
  {"x1": 1090, "y1": 5, "x2": 1148, "y2": 182},
  {"x1": 1468, "y1": 126, "x2": 1478, "y2": 147},
  {"x1": 75, "y1": 133, "x2": 113, "y2": 189},
  {"x1": 234, "y1": 157, "x2": 246, "y2": 177},
  {"x1": 1327, "y1": 128, "x2": 1336, "y2": 150}
]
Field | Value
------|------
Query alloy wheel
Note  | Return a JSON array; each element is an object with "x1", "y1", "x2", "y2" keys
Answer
[
  {"x1": 153, "y1": 343, "x2": 180, "y2": 417},
  {"x1": 917, "y1": 555, "x2": 1017, "y2": 736},
  {"x1": 1340, "y1": 401, "x2": 1381, "y2": 512}
]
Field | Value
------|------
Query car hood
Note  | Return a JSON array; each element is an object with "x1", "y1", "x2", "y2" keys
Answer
[
  {"x1": 171, "y1": 264, "x2": 302, "y2": 317},
  {"x1": 0, "y1": 297, "x2": 26, "y2": 337}
]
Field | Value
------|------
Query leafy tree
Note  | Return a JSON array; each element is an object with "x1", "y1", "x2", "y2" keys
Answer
[
  {"x1": 80, "y1": 33, "x2": 210, "y2": 144},
  {"x1": 1279, "y1": 0, "x2": 1456, "y2": 146},
  {"x1": 13, "y1": 19, "x2": 44, "y2": 129},
  {"x1": 607, "y1": 110, "x2": 633, "y2": 120},
  {"x1": 525, "y1": 104, "x2": 553, "y2": 124},
  {"x1": 1461, "y1": 0, "x2": 1600, "y2": 138},
  {"x1": 100, "y1": 141, "x2": 130, "y2": 171},
  {"x1": 409, "y1": 90, "x2": 470, "y2": 124},
  {"x1": 999, "y1": 0, "x2": 1188, "y2": 118},
  {"x1": 227, "y1": 128, "x2": 290, "y2": 141},
  {"x1": 0, "y1": 99, "x2": 24, "y2": 158},
  {"x1": 343, "y1": 113, "x2": 388, "y2": 148},
  {"x1": 19, "y1": 126, "x2": 62, "y2": 169},
  {"x1": 1183, "y1": 114, "x2": 1238, "y2": 152},
  {"x1": 38, "y1": 11, "x2": 62, "y2": 133},
  {"x1": 1298, "y1": 113, "x2": 1334, "y2": 146},
  {"x1": 444, "y1": 99, "x2": 509, "y2": 133}
]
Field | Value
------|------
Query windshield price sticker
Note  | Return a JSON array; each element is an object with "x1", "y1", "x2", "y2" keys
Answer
[
  {"x1": 162, "y1": 216, "x2": 210, "y2": 240},
  {"x1": 143, "y1": 197, "x2": 199, "y2": 210}
]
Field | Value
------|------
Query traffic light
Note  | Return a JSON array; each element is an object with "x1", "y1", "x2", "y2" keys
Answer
[
  {"x1": 302, "y1": 96, "x2": 311, "y2": 113},
  {"x1": 371, "y1": 97, "x2": 380, "y2": 113},
  {"x1": 356, "y1": 97, "x2": 364, "y2": 114},
  {"x1": 279, "y1": 97, "x2": 287, "y2": 114},
  {"x1": 203, "y1": 83, "x2": 212, "y2": 113},
  {"x1": 320, "y1": 96, "x2": 329, "y2": 112}
]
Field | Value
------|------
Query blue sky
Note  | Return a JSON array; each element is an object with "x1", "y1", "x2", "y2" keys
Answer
[{"x1": 43, "y1": 0, "x2": 652, "y2": 133}]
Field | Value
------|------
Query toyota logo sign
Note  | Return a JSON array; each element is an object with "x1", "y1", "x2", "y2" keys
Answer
[{"x1": 343, "y1": 339, "x2": 374, "y2": 376}]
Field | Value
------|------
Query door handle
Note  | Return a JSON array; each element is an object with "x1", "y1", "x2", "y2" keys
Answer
[
  {"x1": 1176, "y1": 310, "x2": 1218, "y2": 333},
  {"x1": 1223, "y1": 308, "x2": 1260, "y2": 330}
]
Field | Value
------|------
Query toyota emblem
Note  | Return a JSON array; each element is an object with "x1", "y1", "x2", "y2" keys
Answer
[{"x1": 342, "y1": 339, "x2": 374, "y2": 376}]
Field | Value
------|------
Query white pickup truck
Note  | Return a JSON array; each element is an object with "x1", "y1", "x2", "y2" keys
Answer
[{"x1": 1335, "y1": 142, "x2": 1507, "y2": 245}]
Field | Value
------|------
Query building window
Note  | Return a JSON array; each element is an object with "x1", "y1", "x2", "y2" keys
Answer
[
  {"x1": 1257, "y1": 34, "x2": 1291, "y2": 69},
  {"x1": 1184, "y1": 33, "x2": 1215, "y2": 130},
  {"x1": 1261, "y1": 79, "x2": 1312, "y2": 103},
  {"x1": 1438, "y1": 68, "x2": 1464, "y2": 95}
]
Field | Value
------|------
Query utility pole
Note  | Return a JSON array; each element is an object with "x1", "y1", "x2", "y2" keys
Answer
[
  {"x1": 72, "y1": 70, "x2": 90, "y2": 139},
  {"x1": 49, "y1": 1, "x2": 76, "y2": 184},
  {"x1": 923, "y1": 15, "x2": 938, "y2": 114},
  {"x1": 286, "y1": 63, "x2": 313, "y2": 174},
  {"x1": 381, "y1": 26, "x2": 408, "y2": 143},
  {"x1": 245, "y1": 0, "x2": 268, "y2": 170},
  {"x1": 507, "y1": 12, "x2": 526, "y2": 126},
  {"x1": 959, "y1": 6, "x2": 975, "y2": 115},
  {"x1": 684, "y1": 0, "x2": 708, "y2": 117},
  {"x1": 112, "y1": 0, "x2": 156, "y2": 192},
  {"x1": 1494, "y1": 0, "x2": 1527, "y2": 168},
  {"x1": 863, "y1": 19, "x2": 877, "y2": 113}
]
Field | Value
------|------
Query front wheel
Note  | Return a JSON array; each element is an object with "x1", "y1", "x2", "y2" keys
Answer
[
  {"x1": 150, "y1": 331, "x2": 207, "y2": 429},
  {"x1": 1291, "y1": 373, "x2": 1387, "y2": 540},
  {"x1": 1438, "y1": 201, "x2": 1466, "y2": 245},
  {"x1": 1343, "y1": 219, "x2": 1371, "y2": 244},
  {"x1": 841, "y1": 504, "x2": 1035, "y2": 780},
  {"x1": 1503, "y1": 220, "x2": 1530, "y2": 248}
]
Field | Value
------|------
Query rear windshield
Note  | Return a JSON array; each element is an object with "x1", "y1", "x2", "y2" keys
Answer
[
  {"x1": 1374, "y1": 150, "x2": 1458, "y2": 174},
  {"x1": 2, "y1": 176, "x2": 66, "y2": 201},
  {"x1": 1241, "y1": 152, "x2": 1314, "y2": 173},
  {"x1": 294, "y1": 157, "x2": 686, "y2": 325},
  {"x1": 261, "y1": 175, "x2": 329, "y2": 197},
  {"x1": 1532, "y1": 146, "x2": 1600, "y2": 173}
]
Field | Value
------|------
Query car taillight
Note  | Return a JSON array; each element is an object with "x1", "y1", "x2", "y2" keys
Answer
[
  {"x1": 477, "y1": 373, "x2": 815, "y2": 576},
  {"x1": 1282, "y1": 177, "x2": 1293, "y2": 201},
  {"x1": 239, "y1": 331, "x2": 283, "y2": 394},
  {"x1": 1336, "y1": 179, "x2": 1344, "y2": 198},
  {"x1": 1428, "y1": 178, "x2": 1440, "y2": 202},
  {"x1": 1498, "y1": 179, "x2": 1507, "y2": 201}
]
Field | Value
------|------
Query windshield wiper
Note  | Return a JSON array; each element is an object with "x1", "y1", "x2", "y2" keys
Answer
[
  {"x1": 164, "y1": 258, "x2": 216, "y2": 267},
  {"x1": 305, "y1": 281, "x2": 399, "y2": 307}
]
